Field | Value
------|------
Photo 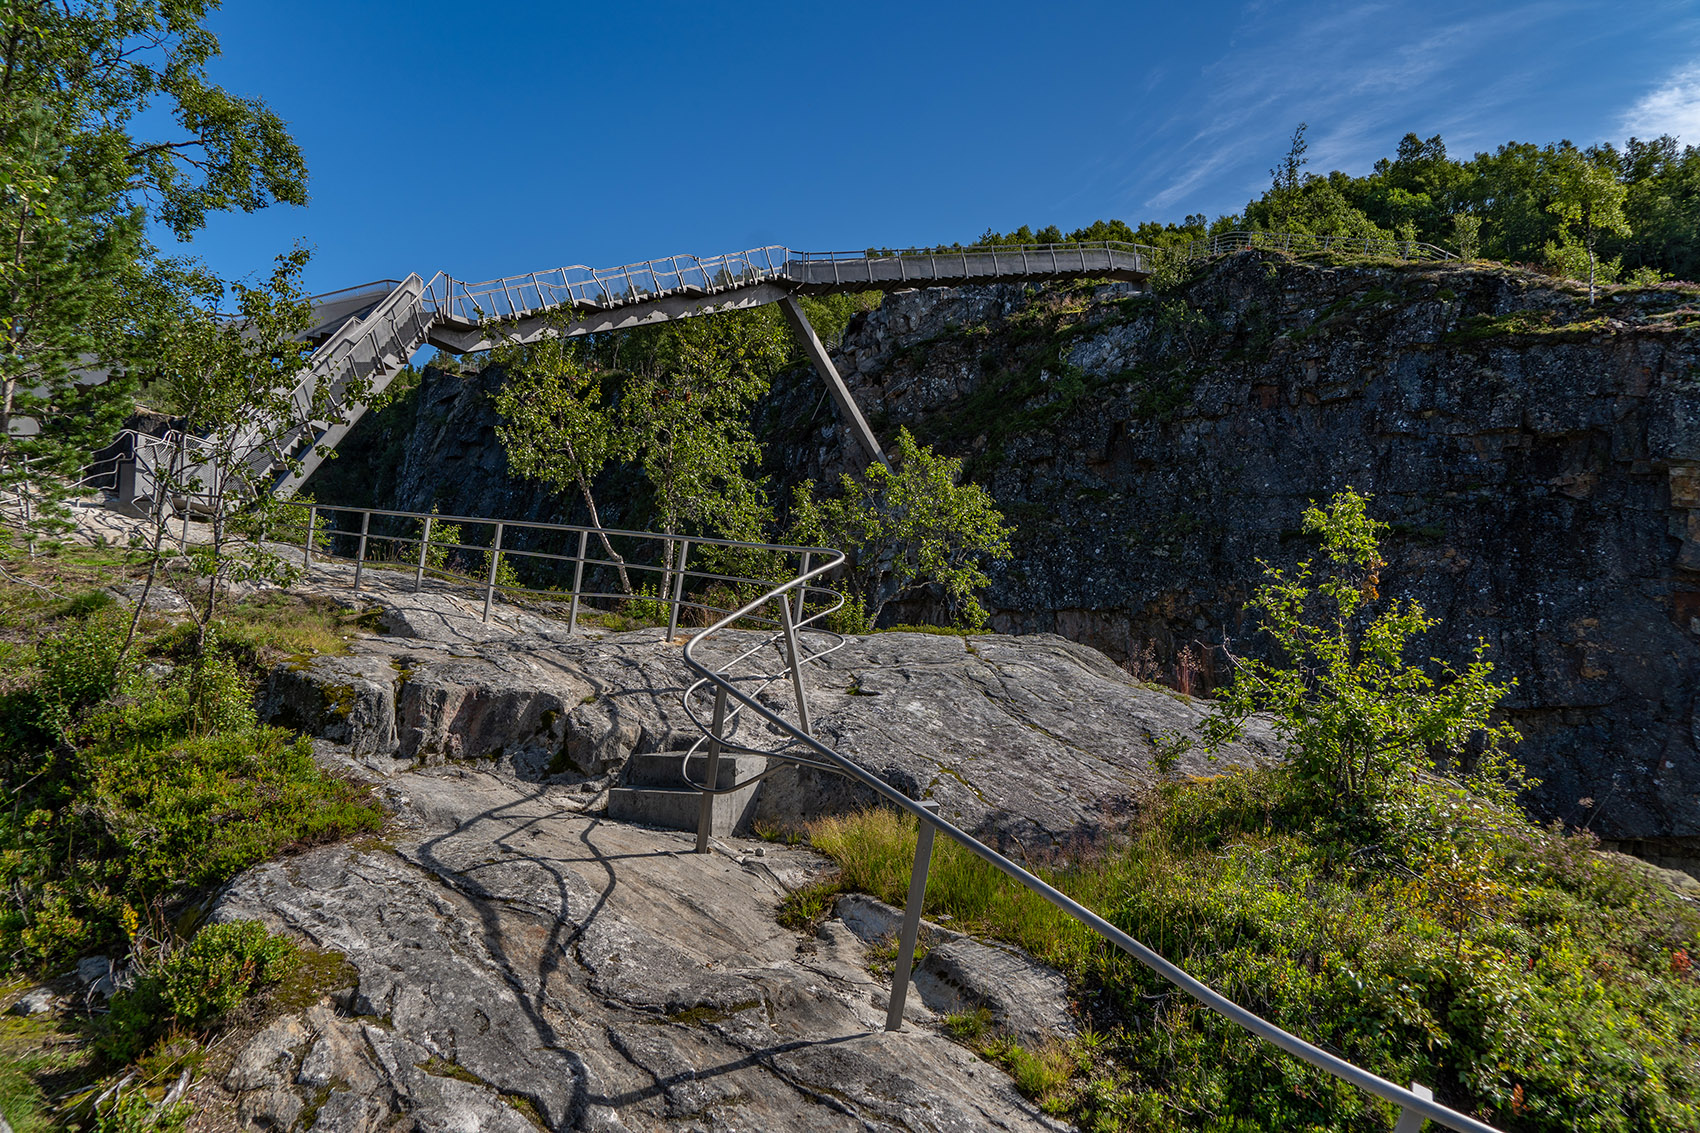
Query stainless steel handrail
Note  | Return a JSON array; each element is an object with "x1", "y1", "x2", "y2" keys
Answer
[{"x1": 681, "y1": 560, "x2": 1499, "y2": 1133}]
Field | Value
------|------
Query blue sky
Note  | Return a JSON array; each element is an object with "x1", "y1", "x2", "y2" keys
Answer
[{"x1": 178, "y1": 0, "x2": 1700, "y2": 295}]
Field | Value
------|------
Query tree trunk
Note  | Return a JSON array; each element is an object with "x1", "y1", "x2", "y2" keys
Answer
[
  {"x1": 116, "y1": 487, "x2": 170, "y2": 671},
  {"x1": 576, "y1": 473, "x2": 632, "y2": 594}
]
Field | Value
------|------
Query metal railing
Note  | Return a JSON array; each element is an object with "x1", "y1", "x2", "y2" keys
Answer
[
  {"x1": 268, "y1": 501, "x2": 844, "y2": 642},
  {"x1": 421, "y1": 246, "x2": 794, "y2": 326},
  {"x1": 786, "y1": 240, "x2": 1152, "y2": 263},
  {"x1": 680, "y1": 548, "x2": 1499, "y2": 1132},
  {"x1": 257, "y1": 274, "x2": 434, "y2": 468},
  {"x1": 97, "y1": 230, "x2": 1454, "y2": 512},
  {"x1": 1183, "y1": 229, "x2": 1456, "y2": 262}
]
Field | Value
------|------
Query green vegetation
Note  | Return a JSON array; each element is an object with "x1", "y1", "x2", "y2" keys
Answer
[
  {"x1": 491, "y1": 325, "x2": 635, "y2": 592},
  {"x1": 982, "y1": 124, "x2": 1700, "y2": 291},
  {"x1": 0, "y1": 545, "x2": 383, "y2": 1130},
  {"x1": 788, "y1": 778, "x2": 1700, "y2": 1132},
  {"x1": 0, "y1": 1, "x2": 309, "y2": 544},
  {"x1": 1178, "y1": 490, "x2": 1521, "y2": 809},
  {"x1": 486, "y1": 296, "x2": 1020, "y2": 634},
  {"x1": 1545, "y1": 146, "x2": 1632, "y2": 303},
  {"x1": 781, "y1": 495, "x2": 1700, "y2": 1131},
  {"x1": 98, "y1": 920, "x2": 297, "y2": 1064},
  {"x1": 0, "y1": 591, "x2": 382, "y2": 969},
  {"x1": 788, "y1": 429, "x2": 1012, "y2": 631}
]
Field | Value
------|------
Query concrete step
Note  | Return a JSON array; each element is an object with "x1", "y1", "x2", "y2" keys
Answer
[
  {"x1": 623, "y1": 750, "x2": 754, "y2": 790},
  {"x1": 607, "y1": 750, "x2": 765, "y2": 838}
]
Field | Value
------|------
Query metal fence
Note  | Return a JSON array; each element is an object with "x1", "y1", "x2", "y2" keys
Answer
[
  {"x1": 1183, "y1": 229, "x2": 1456, "y2": 261},
  {"x1": 269, "y1": 501, "x2": 844, "y2": 641},
  {"x1": 420, "y1": 246, "x2": 794, "y2": 325}
]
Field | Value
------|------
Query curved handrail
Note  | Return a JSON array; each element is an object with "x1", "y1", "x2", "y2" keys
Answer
[{"x1": 681, "y1": 566, "x2": 1499, "y2": 1133}]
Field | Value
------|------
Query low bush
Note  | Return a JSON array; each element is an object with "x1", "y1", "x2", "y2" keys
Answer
[
  {"x1": 0, "y1": 590, "x2": 383, "y2": 973},
  {"x1": 99, "y1": 921, "x2": 296, "y2": 1065}
]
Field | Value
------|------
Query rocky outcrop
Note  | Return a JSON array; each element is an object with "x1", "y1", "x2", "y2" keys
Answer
[
  {"x1": 300, "y1": 254, "x2": 1700, "y2": 843},
  {"x1": 198, "y1": 764, "x2": 1074, "y2": 1132},
  {"x1": 835, "y1": 894, "x2": 1075, "y2": 1048},
  {"x1": 753, "y1": 259, "x2": 1700, "y2": 846},
  {"x1": 260, "y1": 655, "x2": 400, "y2": 765},
  {"x1": 261, "y1": 582, "x2": 1272, "y2": 845}
]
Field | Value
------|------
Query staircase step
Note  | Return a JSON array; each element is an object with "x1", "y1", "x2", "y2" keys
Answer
[
  {"x1": 607, "y1": 750, "x2": 767, "y2": 838},
  {"x1": 623, "y1": 750, "x2": 753, "y2": 790}
]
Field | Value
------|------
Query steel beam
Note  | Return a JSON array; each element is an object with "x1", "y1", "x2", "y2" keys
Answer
[
  {"x1": 778, "y1": 295, "x2": 888, "y2": 470},
  {"x1": 426, "y1": 283, "x2": 794, "y2": 353}
]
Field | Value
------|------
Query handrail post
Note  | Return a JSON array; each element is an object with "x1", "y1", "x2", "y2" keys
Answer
[
  {"x1": 667, "y1": 538, "x2": 690, "y2": 640},
  {"x1": 414, "y1": 515, "x2": 433, "y2": 592},
  {"x1": 302, "y1": 505, "x2": 317, "y2": 572},
  {"x1": 353, "y1": 510, "x2": 370, "y2": 591},
  {"x1": 778, "y1": 592, "x2": 812, "y2": 737},
  {"x1": 1392, "y1": 1083, "x2": 1433, "y2": 1133},
  {"x1": 568, "y1": 527, "x2": 589, "y2": 634},
  {"x1": 483, "y1": 522, "x2": 504, "y2": 622},
  {"x1": 885, "y1": 799, "x2": 940, "y2": 1031},
  {"x1": 794, "y1": 551, "x2": 811, "y2": 625},
  {"x1": 695, "y1": 685, "x2": 728, "y2": 853}
]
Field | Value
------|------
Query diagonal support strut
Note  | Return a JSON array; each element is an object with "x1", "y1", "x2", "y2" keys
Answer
[{"x1": 778, "y1": 294, "x2": 889, "y2": 470}]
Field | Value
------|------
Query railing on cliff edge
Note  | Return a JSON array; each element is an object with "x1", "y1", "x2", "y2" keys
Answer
[
  {"x1": 414, "y1": 231, "x2": 1452, "y2": 327},
  {"x1": 266, "y1": 500, "x2": 1499, "y2": 1133}
]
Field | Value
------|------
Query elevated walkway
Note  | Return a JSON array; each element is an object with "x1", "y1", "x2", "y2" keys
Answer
[{"x1": 102, "y1": 232, "x2": 1449, "y2": 513}]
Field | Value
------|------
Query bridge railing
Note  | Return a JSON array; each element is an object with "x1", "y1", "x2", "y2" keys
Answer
[
  {"x1": 421, "y1": 246, "x2": 793, "y2": 325},
  {"x1": 413, "y1": 233, "x2": 1453, "y2": 331},
  {"x1": 786, "y1": 240, "x2": 1156, "y2": 263},
  {"x1": 1183, "y1": 229, "x2": 1456, "y2": 261},
  {"x1": 241, "y1": 273, "x2": 434, "y2": 486}
]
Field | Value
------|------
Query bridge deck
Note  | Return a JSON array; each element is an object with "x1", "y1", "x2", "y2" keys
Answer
[{"x1": 109, "y1": 234, "x2": 1449, "y2": 510}]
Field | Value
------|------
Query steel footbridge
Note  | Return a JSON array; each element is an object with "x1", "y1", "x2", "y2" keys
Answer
[{"x1": 98, "y1": 232, "x2": 1449, "y2": 513}]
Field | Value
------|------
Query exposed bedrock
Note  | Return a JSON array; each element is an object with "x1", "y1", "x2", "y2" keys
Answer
[
  {"x1": 756, "y1": 259, "x2": 1700, "y2": 844},
  {"x1": 261, "y1": 587, "x2": 1273, "y2": 846},
  {"x1": 202, "y1": 767, "x2": 1073, "y2": 1132},
  {"x1": 307, "y1": 252, "x2": 1700, "y2": 841}
]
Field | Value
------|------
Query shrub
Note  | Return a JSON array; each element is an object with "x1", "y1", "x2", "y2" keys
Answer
[
  {"x1": 0, "y1": 679, "x2": 381, "y2": 970},
  {"x1": 183, "y1": 643, "x2": 258, "y2": 737},
  {"x1": 797, "y1": 786, "x2": 1700, "y2": 1132},
  {"x1": 1186, "y1": 488, "x2": 1521, "y2": 815},
  {"x1": 100, "y1": 921, "x2": 295, "y2": 1064},
  {"x1": 788, "y1": 428, "x2": 1013, "y2": 630},
  {"x1": 34, "y1": 605, "x2": 130, "y2": 737}
]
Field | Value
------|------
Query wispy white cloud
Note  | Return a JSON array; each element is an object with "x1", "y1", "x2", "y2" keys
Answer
[
  {"x1": 1621, "y1": 63, "x2": 1700, "y2": 143},
  {"x1": 1128, "y1": 2, "x2": 1574, "y2": 217}
]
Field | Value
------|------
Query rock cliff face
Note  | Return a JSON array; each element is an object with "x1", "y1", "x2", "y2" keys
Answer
[
  {"x1": 760, "y1": 256, "x2": 1700, "y2": 847},
  {"x1": 307, "y1": 252, "x2": 1700, "y2": 845}
]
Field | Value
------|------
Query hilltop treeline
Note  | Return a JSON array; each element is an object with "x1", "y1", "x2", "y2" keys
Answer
[{"x1": 981, "y1": 127, "x2": 1700, "y2": 284}]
